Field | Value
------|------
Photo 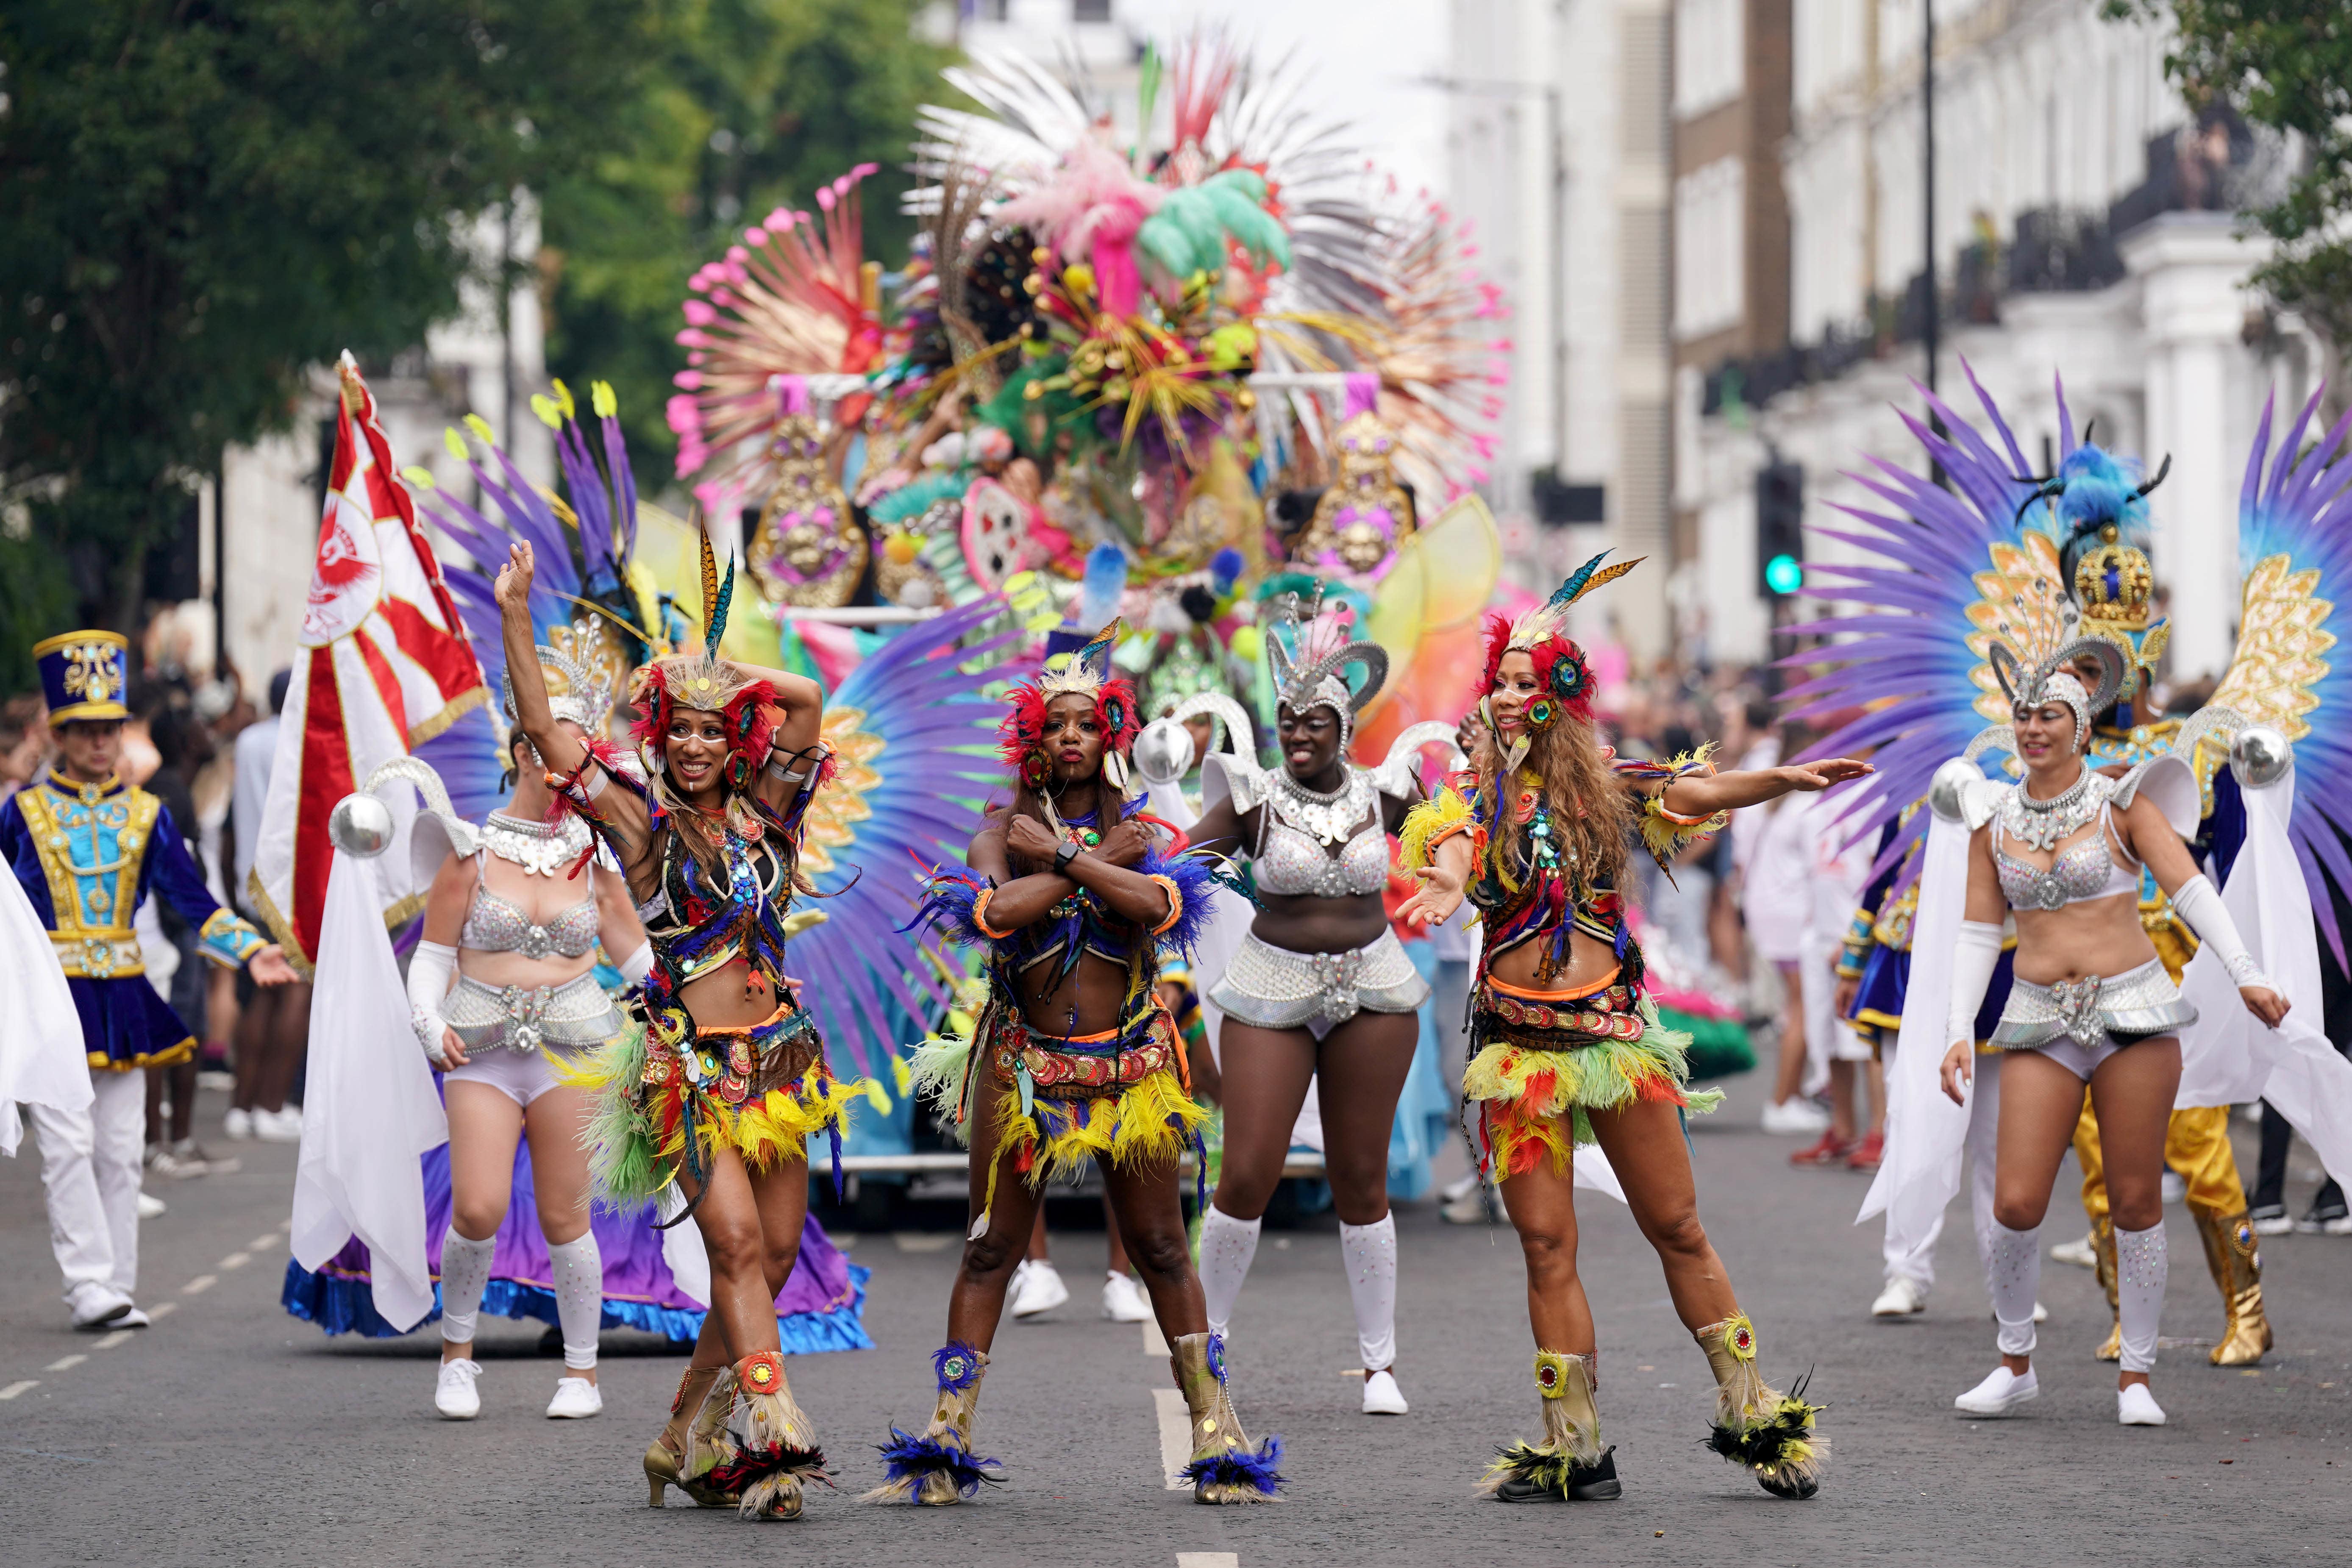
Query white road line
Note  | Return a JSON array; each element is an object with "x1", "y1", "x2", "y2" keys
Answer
[
  {"x1": 182, "y1": 1275, "x2": 217, "y2": 1295},
  {"x1": 892, "y1": 1233, "x2": 954, "y2": 1253},
  {"x1": 249, "y1": 1233, "x2": 280, "y2": 1251},
  {"x1": 1143, "y1": 1319, "x2": 1169, "y2": 1357},
  {"x1": 92, "y1": 1332, "x2": 133, "y2": 1350},
  {"x1": 217, "y1": 1251, "x2": 250, "y2": 1271},
  {"x1": 147, "y1": 1301, "x2": 178, "y2": 1321},
  {"x1": 0, "y1": 1381, "x2": 36, "y2": 1401},
  {"x1": 1153, "y1": 1388, "x2": 1192, "y2": 1492},
  {"x1": 43, "y1": 1356, "x2": 85, "y2": 1373},
  {"x1": 1176, "y1": 1556, "x2": 1240, "y2": 1568}
]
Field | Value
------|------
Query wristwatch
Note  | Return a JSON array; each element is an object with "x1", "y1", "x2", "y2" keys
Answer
[{"x1": 1054, "y1": 838, "x2": 1082, "y2": 873}]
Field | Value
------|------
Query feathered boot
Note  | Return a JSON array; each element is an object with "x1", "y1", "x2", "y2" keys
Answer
[
  {"x1": 699, "y1": 1351, "x2": 830, "y2": 1519},
  {"x1": 2197, "y1": 1208, "x2": 2274, "y2": 1366},
  {"x1": 1695, "y1": 1314, "x2": 1824, "y2": 1499},
  {"x1": 643, "y1": 1364, "x2": 741, "y2": 1508},
  {"x1": 1481, "y1": 1350, "x2": 1620, "y2": 1502},
  {"x1": 868, "y1": 1343, "x2": 1004, "y2": 1505},
  {"x1": 1170, "y1": 1333, "x2": 1284, "y2": 1503}
]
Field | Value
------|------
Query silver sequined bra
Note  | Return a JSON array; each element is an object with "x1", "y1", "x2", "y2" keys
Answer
[
  {"x1": 459, "y1": 881, "x2": 602, "y2": 961},
  {"x1": 442, "y1": 970, "x2": 623, "y2": 1054},
  {"x1": 1991, "y1": 957, "x2": 2194, "y2": 1051},
  {"x1": 1253, "y1": 768, "x2": 1389, "y2": 898},
  {"x1": 1209, "y1": 928, "x2": 1431, "y2": 1029}
]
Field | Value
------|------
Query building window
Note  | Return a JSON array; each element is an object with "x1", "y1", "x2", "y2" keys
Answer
[
  {"x1": 1073, "y1": 0, "x2": 1112, "y2": 21},
  {"x1": 1674, "y1": 0, "x2": 1745, "y2": 118},
  {"x1": 1675, "y1": 157, "x2": 1746, "y2": 340}
]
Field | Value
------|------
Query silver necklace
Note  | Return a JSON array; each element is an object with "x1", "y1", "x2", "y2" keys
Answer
[
  {"x1": 2000, "y1": 764, "x2": 2101, "y2": 852},
  {"x1": 1271, "y1": 766, "x2": 1372, "y2": 847},
  {"x1": 482, "y1": 811, "x2": 590, "y2": 876}
]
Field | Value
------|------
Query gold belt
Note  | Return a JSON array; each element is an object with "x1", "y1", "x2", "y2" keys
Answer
[{"x1": 50, "y1": 927, "x2": 143, "y2": 979}]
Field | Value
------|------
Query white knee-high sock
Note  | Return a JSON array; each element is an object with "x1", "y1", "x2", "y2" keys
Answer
[
  {"x1": 546, "y1": 1232, "x2": 603, "y2": 1370},
  {"x1": 1985, "y1": 1220, "x2": 2041, "y2": 1357},
  {"x1": 1197, "y1": 1207, "x2": 1262, "y2": 1340},
  {"x1": 2115, "y1": 1222, "x2": 2167, "y2": 1374},
  {"x1": 439, "y1": 1228, "x2": 497, "y2": 1346},
  {"x1": 1338, "y1": 1213, "x2": 1399, "y2": 1371}
]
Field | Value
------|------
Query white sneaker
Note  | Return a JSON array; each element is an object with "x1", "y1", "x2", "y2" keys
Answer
[
  {"x1": 1009, "y1": 1259, "x2": 1068, "y2": 1319},
  {"x1": 136, "y1": 1190, "x2": 167, "y2": 1219},
  {"x1": 546, "y1": 1376, "x2": 603, "y2": 1419},
  {"x1": 1101, "y1": 1271, "x2": 1153, "y2": 1322},
  {"x1": 255, "y1": 1106, "x2": 303, "y2": 1143},
  {"x1": 68, "y1": 1284, "x2": 135, "y2": 1329},
  {"x1": 2117, "y1": 1383, "x2": 2166, "y2": 1425},
  {"x1": 436, "y1": 1358, "x2": 483, "y2": 1419},
  {"x1": 2161, "y1": 1170, "x2": 2186, "y2": 1205},
  {"x1": 1439, "y1": 1173, "x2": 1479, "y2": 1204},
  {"x1": 1953, "y1": 1365, "x2": 2039, "y2": 1416},
  {"x1": 2033, "y1": 1300, "x2": 2049, "y2": 1323},
  {"x1": 1361, "y1": 1368, "x2": 1410, "y2": 1415},
  {"x1": 114, "y1": 1306, "x2": 151, "y2": 1329},
  {"x1": 2324, "y1": 1215, "x2": 2352, "y2": 1237},
  {"x1": 2250, "y1": 1209, "x2": 2295, "y2": 1236},
  {"x1": 1871, "y1": 1276, "x2": 1928, "y2": 1317},
  {"x1": 222, "y1": 1106, "x2": 253, "y2": 1141},
  {"x1": 2049, "y1": 1234, "x2": 2097, "y2": 1268},
  {"x1": 1760, "y1": 1097, "x2": 1832, "y2": 1135}
]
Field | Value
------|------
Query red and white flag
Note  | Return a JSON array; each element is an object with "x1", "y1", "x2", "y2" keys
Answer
[{"x1": 250, "y1": 354, "x2": 485, "y2": 969}]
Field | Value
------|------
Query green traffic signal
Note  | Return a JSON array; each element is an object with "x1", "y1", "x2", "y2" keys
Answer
[{"x1": 1764, "y1": 553, "x2": 1804, "y2": 594}]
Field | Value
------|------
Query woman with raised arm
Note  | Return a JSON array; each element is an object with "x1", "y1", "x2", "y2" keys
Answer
[
  {"x1": 1933, "y1": 639, "x2": 2287, "y2": 1428},
  {"x1": 876, "y1": 625, "x2": 1280, "y2": 1507},
  {"x1": 498, "y1": 537, "x2": 854, "y2": 1521},
  {"x1": 1152, "y1": 593, "x2": 1454, "y2": 1418},
  {"x1": 1395, "y1": 553, "x2": 1869, "y2": 1504}
]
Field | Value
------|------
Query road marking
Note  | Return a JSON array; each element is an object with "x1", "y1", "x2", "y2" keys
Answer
[
  {"x1": 1143, "y1": 1319, "x2": 1169, "y2": 1357},
  {"x1": 0, "y1": 1382, "x2": 36, "y2": 1401},
  {"x1": 249, "y1": 1233, "x2": 281, "y2": 1251},
  {"x1": 1153, "y1": 1388, "x2": 1192, "y2": 1491},
  {"x1": 217, "y1": 1251, "x2": 250, "y2": 1271},
  {"x1": 147, "y1": 1301, "x2": 178, "y2": 1321},
  {"x1": 1177, "y1": 1557, "x2": 1240, "y2": 1568},
  {"x1": 182, "y1": 1275, "x2": 217, "y2": 1295},
  {"x1": 92, "y1": 1332, "x2": 133, "y2": 1350},
  {"x1": 893, "y1": 1233, "x2": 954, "y2": 1254},
  {"x1": 43, "y1": 1356, "x2": 85, "y2": 1373}
]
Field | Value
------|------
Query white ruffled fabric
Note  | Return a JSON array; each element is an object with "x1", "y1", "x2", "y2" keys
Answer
[{"x1": 0, "y1": 858, "x2": 91, "y2": 1157}]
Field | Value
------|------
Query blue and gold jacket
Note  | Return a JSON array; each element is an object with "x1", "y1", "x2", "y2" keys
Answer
[{"x1": 1, "y1": 770, "x2": 265, "y2": 1069}]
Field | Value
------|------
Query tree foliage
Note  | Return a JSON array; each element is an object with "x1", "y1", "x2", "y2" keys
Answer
[
  {"x1": 539, "y1": 0, "x2": 954, "y2": 487},
  {"x1": 2110, "y1": 1, "x2": 2352, "y2": 344},
  {"x1": 0, "y1": 0, "x2": 652, "y2": 687}
]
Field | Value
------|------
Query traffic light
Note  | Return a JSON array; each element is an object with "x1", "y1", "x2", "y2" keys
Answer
[{"x1": 1756, "y1": 459, "x2": 1804, "y2": 597}]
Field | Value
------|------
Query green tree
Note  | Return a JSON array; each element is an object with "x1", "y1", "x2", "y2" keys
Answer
[
  {"x1": 2108, "y1": 1, "x2": 2352, "y2": 346},
  {"x1": 540, "y1": 0, "x2": 955, "y2": 486},
  {"x1": 0, "y1": 0, "x2": 653, "y2": 691}
]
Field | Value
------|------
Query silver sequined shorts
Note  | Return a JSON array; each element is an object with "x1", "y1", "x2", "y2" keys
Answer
[
  {"x1": 443, "y1": 970, "x2": 624, "y2": 1056},
  {"x1": 1991, "y1": 957, "x2": 2195, "y2": 1080},
  {"x1": 1208, "y1": 929, "x2": 1431, "y2": 1038}
]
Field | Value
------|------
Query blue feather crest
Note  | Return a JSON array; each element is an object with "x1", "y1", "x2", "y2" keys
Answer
[
  {"x1": 1140, "y1": 848, "x2": 1222, "y2": 960},
  {"x1": 874, "y1": 1427, "x2": 1004, "y2": 1501},
  {"x1": 1550, "y1": 550, "x2": 1614, "y2": 609},
  {"x1": 931, "y1": 1342, "x2": 984, "y2": 1394},
  {"x1": 707, "y1": 556, "x2": 737, "y2": 655}
]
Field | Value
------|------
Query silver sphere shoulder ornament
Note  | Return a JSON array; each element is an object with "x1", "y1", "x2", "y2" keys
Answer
[
  {"x1": 2230, "y1": 725, "x2": 2291, "y2": 789},
  {"x1": 328, "y1": 792, "x2": 395, "y2": 858},
  {"x1": 1133, "y1": 718, "x2": 1195, "y2": 787},
  {"x1": 1928, "y1": 757, "x2": 1982, "y2": 823}
]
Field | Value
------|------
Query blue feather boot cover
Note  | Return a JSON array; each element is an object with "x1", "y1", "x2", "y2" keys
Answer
[
  {"x1": 1696, "y1": 1315, "x2": 1824, "y2": 1499},
  {"x1": 1171, "y1": 1333, "x2": 1283, "y2": 1503},
  {"x1": 1481, "y1": 1351, "x2": 1619, "y2": 1501},
  {"x1": 868, "y1": 1344, "x2": 1004, "y2": 1505}
]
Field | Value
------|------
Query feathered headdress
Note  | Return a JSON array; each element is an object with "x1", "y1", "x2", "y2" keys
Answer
[
  {"x1": 505, "y1": 643, "x2": 611, "y2": 732},
  {"x1": 2016, "y1": 438, "x2": 2172, "y2": 700},
  {"x1": 999, "y1": 618, "x2": 1142, "y2": 792},
  {"x1": 1482, "y1": 550, "x2": 1644, "y2": 730},
  {"x1": 629, "y1": 531, "x2": 785, "y2": 792},
  {"x1": 1265, "y1": 587, "x2": 1387, "y2": 751}
]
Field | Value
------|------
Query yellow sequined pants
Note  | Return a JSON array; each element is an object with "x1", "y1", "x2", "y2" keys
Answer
[{"x1": 2075, "y1": 1101, "x2": 2245, "y2": 1221}]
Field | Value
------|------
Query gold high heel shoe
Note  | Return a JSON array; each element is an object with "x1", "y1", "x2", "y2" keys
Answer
[{"x1": 643, "y1": 1365, "x2": 739, "y2": 1508}]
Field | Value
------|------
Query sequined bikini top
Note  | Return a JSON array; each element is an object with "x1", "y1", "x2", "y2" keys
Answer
[
  {"x1": 1991, "y1": 808, "x2": 2141, "y2": 912},
  {"x1": 460, "y1": 874, "x2": 602, "y2": 959},
  {"x1": 1255, "y1": 790, "x2": 1389, "y2": 898}
]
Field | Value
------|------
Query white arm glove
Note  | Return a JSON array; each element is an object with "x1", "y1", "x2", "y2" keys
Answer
[
  {"x1": 407, "y1": 940, "x2": 457, "y2": 1068},
  {"x1": 2168, "y1": 874, "x2": 2270, "y2": 989},
  {"x1": 616, "y1": 940, "x2": 654, "y2": 988},
  {"x1": 1945, "y1": 921, "x2": 2004, "y2": 1050}
]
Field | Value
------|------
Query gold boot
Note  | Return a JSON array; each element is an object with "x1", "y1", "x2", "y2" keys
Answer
[
  {"x1": 1695, "y1": 1315, "x2": 1824, "y2": 1500},
  {"x1": 703, "y1": 1351, "x2": 828, "y2": 1520},
  {"x1": 1481, "y1": 1350, "x2": 1619, "y2": 1502},
  {"x1": 865, "y1": 1344, "x2": 1002, "y2": 1505},
  {"x1": 2092, "y1": 1215, "x2": 2122, "y2": 1362},
  {"x1": 643, "y1": 1364, "x2": 741, "y2": 1508},
  {"x1": 1170, "y1": 1333, "x2": 1283, "y2": 1503},
  {"x1": 2198, "y1": 1209, "x2": 2274, "y2": 1366}
]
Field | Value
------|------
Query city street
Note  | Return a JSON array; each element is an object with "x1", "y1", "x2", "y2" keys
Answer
[{"x1": 7, "y1": 1073, "x2": 2348, "y2": 1568}]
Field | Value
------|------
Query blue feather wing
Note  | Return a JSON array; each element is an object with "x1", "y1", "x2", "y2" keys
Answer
[
  {"x1": 785, "y1": 601, "x2": 1032, "y2": 1080},
  {"x1": 2222, "y1": 391, "x2": 2352, "y2": 957},
  {"x1": 1781, "y1": 363, "x2": 2050, "y2": 884}
]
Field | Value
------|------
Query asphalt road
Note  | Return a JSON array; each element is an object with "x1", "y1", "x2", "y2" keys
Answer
[{"x1": 6, "y1": 1073, "x2": 2350, "y2": 1568}]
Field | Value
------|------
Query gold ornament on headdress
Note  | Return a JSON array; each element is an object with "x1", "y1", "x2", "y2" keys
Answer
[
  {"x1": 747, "y1": 415, "x2": 867, "y2": 608},
  {"x1": 1295, "y1": 411, "x2": 1415, "y2": 578},
  {"x1": 2071, "y1": 523, "x2": 2170, "y2": 693}
]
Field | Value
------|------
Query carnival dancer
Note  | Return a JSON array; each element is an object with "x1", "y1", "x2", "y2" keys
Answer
[
  {"x1": 1927, "y1": 632, "x2": 2286, "y2": 1427},
  {"x1": 879, "y1": 623, "x2": 1281, "y2": 1507},
  {"x1": 3, "y1": 631, "x2": 298, "y2": 1329},
  {"x1": 502, "y1": 537, "x2": 856, "y2": 1521},
  {"x1": 1395, "y1": 555, "x2": 1868, "y2": 1501},
  {"x1": 1145, "y1": 592, "x2": 1454, "y2": 1417},
  {"x1": 407, "y1": 646, "x2": 653, "y2": 1420}
]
